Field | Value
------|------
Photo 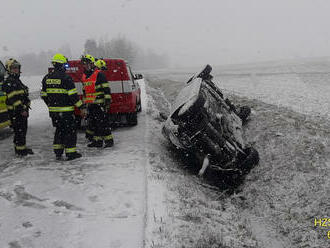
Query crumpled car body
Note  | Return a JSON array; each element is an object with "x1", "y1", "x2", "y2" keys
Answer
[{"x1": 162, "y1": 65, "x2": 259, "y2": 182}]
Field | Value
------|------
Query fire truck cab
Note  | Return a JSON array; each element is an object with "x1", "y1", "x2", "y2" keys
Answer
[{"x1": 62, "y1": 58, "x2": 141, "y2": 126}]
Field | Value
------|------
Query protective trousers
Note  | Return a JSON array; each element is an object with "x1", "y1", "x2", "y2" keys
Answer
[
  {"x1": 12, "y1": 114, "x2": 28, "y2": 153},
  {"x1": 85, "y1": 112, "x2": 95, "y2": 141},
  {"x1": 52, "y1": 114, "x2": 77, "y2": 156},
  {"x1": 87, "y1": 104, "x2": 113, "y2": 143}
]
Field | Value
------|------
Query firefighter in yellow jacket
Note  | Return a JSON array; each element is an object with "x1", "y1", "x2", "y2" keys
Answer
[
  {"x1": 41, "y1": 54, "x2": 83, "y2": 160},
  {"x1": 81, "y1": 54, "x2": 114, "y2": 148},
  {"x1": 2, "y1": 59, "x2": 34, "y2": 156}
]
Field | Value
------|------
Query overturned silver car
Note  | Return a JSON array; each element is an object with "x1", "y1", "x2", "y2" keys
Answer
[{"x1": 162, "y1": 65, "x2": 259, "y2": 186}]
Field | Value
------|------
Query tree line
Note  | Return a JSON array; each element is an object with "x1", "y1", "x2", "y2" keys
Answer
[
  {"x1": 83, "y1": 35, "x2": 169, "y2": 70},
  {"x1": 1, "y1": 36, "x2": 169, "y2": 76}
]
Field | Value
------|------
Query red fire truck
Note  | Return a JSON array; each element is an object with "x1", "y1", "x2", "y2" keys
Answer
[{"x1": 60, "y1": 58, "x2": 142, "y2": 126}]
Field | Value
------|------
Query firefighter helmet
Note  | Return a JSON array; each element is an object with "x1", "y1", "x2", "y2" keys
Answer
[
  {"x1": 51, "y1": 53, "x2": 68, "y2": 64},
  {"x1": 5, "y1": 58, "x2": 21, "y2": 75},
  {"x1": 81, "y1": 54, "x2": 95, "y2": 64},
  {"x1": 95, "y1": 59, "x2": 107, "y2": 70}
]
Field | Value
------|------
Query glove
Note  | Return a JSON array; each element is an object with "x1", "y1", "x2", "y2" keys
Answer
[{"x1": 102, "y1": 104, "x2": 110, "y2": 113}]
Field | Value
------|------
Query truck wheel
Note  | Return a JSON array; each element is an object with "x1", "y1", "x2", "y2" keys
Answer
[{"x1": 127, "y1": 112, "x2": 138, "y2": 126}]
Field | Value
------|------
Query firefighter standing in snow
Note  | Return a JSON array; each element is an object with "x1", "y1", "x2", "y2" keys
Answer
[
  {"x1": 84, "y1": 59, "x2": 108, "y2": 141},
  {"x1": 81, "y1": 55, "x2": 114, "y2": 148},
  {"x1": 41, "y1": 54, "x2": 83, "y2": 160},
  {"x1": 2, "y1": 59, "x2": 33, "y2": 156}
]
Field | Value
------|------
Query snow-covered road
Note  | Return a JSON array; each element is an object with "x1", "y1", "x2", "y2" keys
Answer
[{"x1": 0, "y1": 81, "x2": 148, "y2": 248}]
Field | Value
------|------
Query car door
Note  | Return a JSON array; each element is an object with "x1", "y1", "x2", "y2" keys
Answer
[
  {"x1": 128, "y1": 66, "x2": 140, "y2": 101},
  {"x1": 0, "y1": 60, "x2": 5, "y2": 81},
  {"x1": 0, "y1": 60, "x2": 10, "y2": 129}
]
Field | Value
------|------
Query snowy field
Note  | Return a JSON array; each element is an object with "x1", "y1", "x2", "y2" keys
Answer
[
  {"x1": 20, "y1": 75, "x2": 43, "y2": 92},
  {"x1": 143, "y1": 61, "x2": 330, "y2": 248},
  {"x1": 219, "y1": 72, "x2": 330, "y2": 119},
  {"x1": 20, "y1": 75, "x2": 43, "y2": 100},
  {"x1": 146, "y1": 60, "x2": 330, "y2": 120}
]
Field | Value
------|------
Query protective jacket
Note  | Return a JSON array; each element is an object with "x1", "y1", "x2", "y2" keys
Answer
[
  {"x1": 2, "y1": 74, "x2": 30, "y2": 118},
  {"x1": 82, "y1": 69, "x2": 111, "y2": 105},
  {"x1": 2, "y1": 74, "x2": 31, "y2": 153},
  {"x1": 41, "y1": 67, "x2": 82, "y2": 116}
]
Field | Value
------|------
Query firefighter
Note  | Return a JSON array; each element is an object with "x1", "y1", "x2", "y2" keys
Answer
[
  {"x1": 41, "y1": 53, "x2": 83, "y2": 160},
  {"x1": 81, "y1": 54, "x2": 114, "y2": 148},
  {"x1": 84, "y1": 58, "x2": 108, "y2": 141},
  {"x1": 2, "y1": 58, "x2": 33, "y2": 156}
]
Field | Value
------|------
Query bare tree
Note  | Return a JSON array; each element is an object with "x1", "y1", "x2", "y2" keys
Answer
[
  {"x1": 82, "y1": 35, "x2": 170, "y2": 69},
  {"x1": 84, "y1": 39, "x2": 98, "y2": 56},
  {"x1": 59, "y1": 43, "x2": 72, "y2": 59}
]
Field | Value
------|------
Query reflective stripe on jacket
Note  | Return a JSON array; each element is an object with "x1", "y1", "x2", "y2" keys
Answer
[
  {"x1": 41, "y1": 68, "x2": 82, "y2": 114},
  {"x1": 2, "y1": 75, "x2": 31, "y2": 116},
  {"x1": 82, "y1": 70, "x2": 111, "y2": 105}
]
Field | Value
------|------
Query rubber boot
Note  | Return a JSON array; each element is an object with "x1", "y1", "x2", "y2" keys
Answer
[
  {"x1": 87, "y1": 141, "x2": 103, "y2": 148},
  {"x1": 15, "y1": 148, "x2": 28, "y2": 157},
  {"x1": 66, "y1": 152, "x2": 82, "y2": 161},
  {"x1": 56, "y1": 154, "x2": 63, "y2": 161},
  {"x1": 25, "y1": 148, "x2": 34, "y2": 155},
  {"x1": 104, "y1": 139, "x2": 114, "y2": 148}
]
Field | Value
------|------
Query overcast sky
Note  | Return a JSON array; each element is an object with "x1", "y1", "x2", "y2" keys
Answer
[{"x1": 2, "y1": 0, "x2": 330, "y2": 67}]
